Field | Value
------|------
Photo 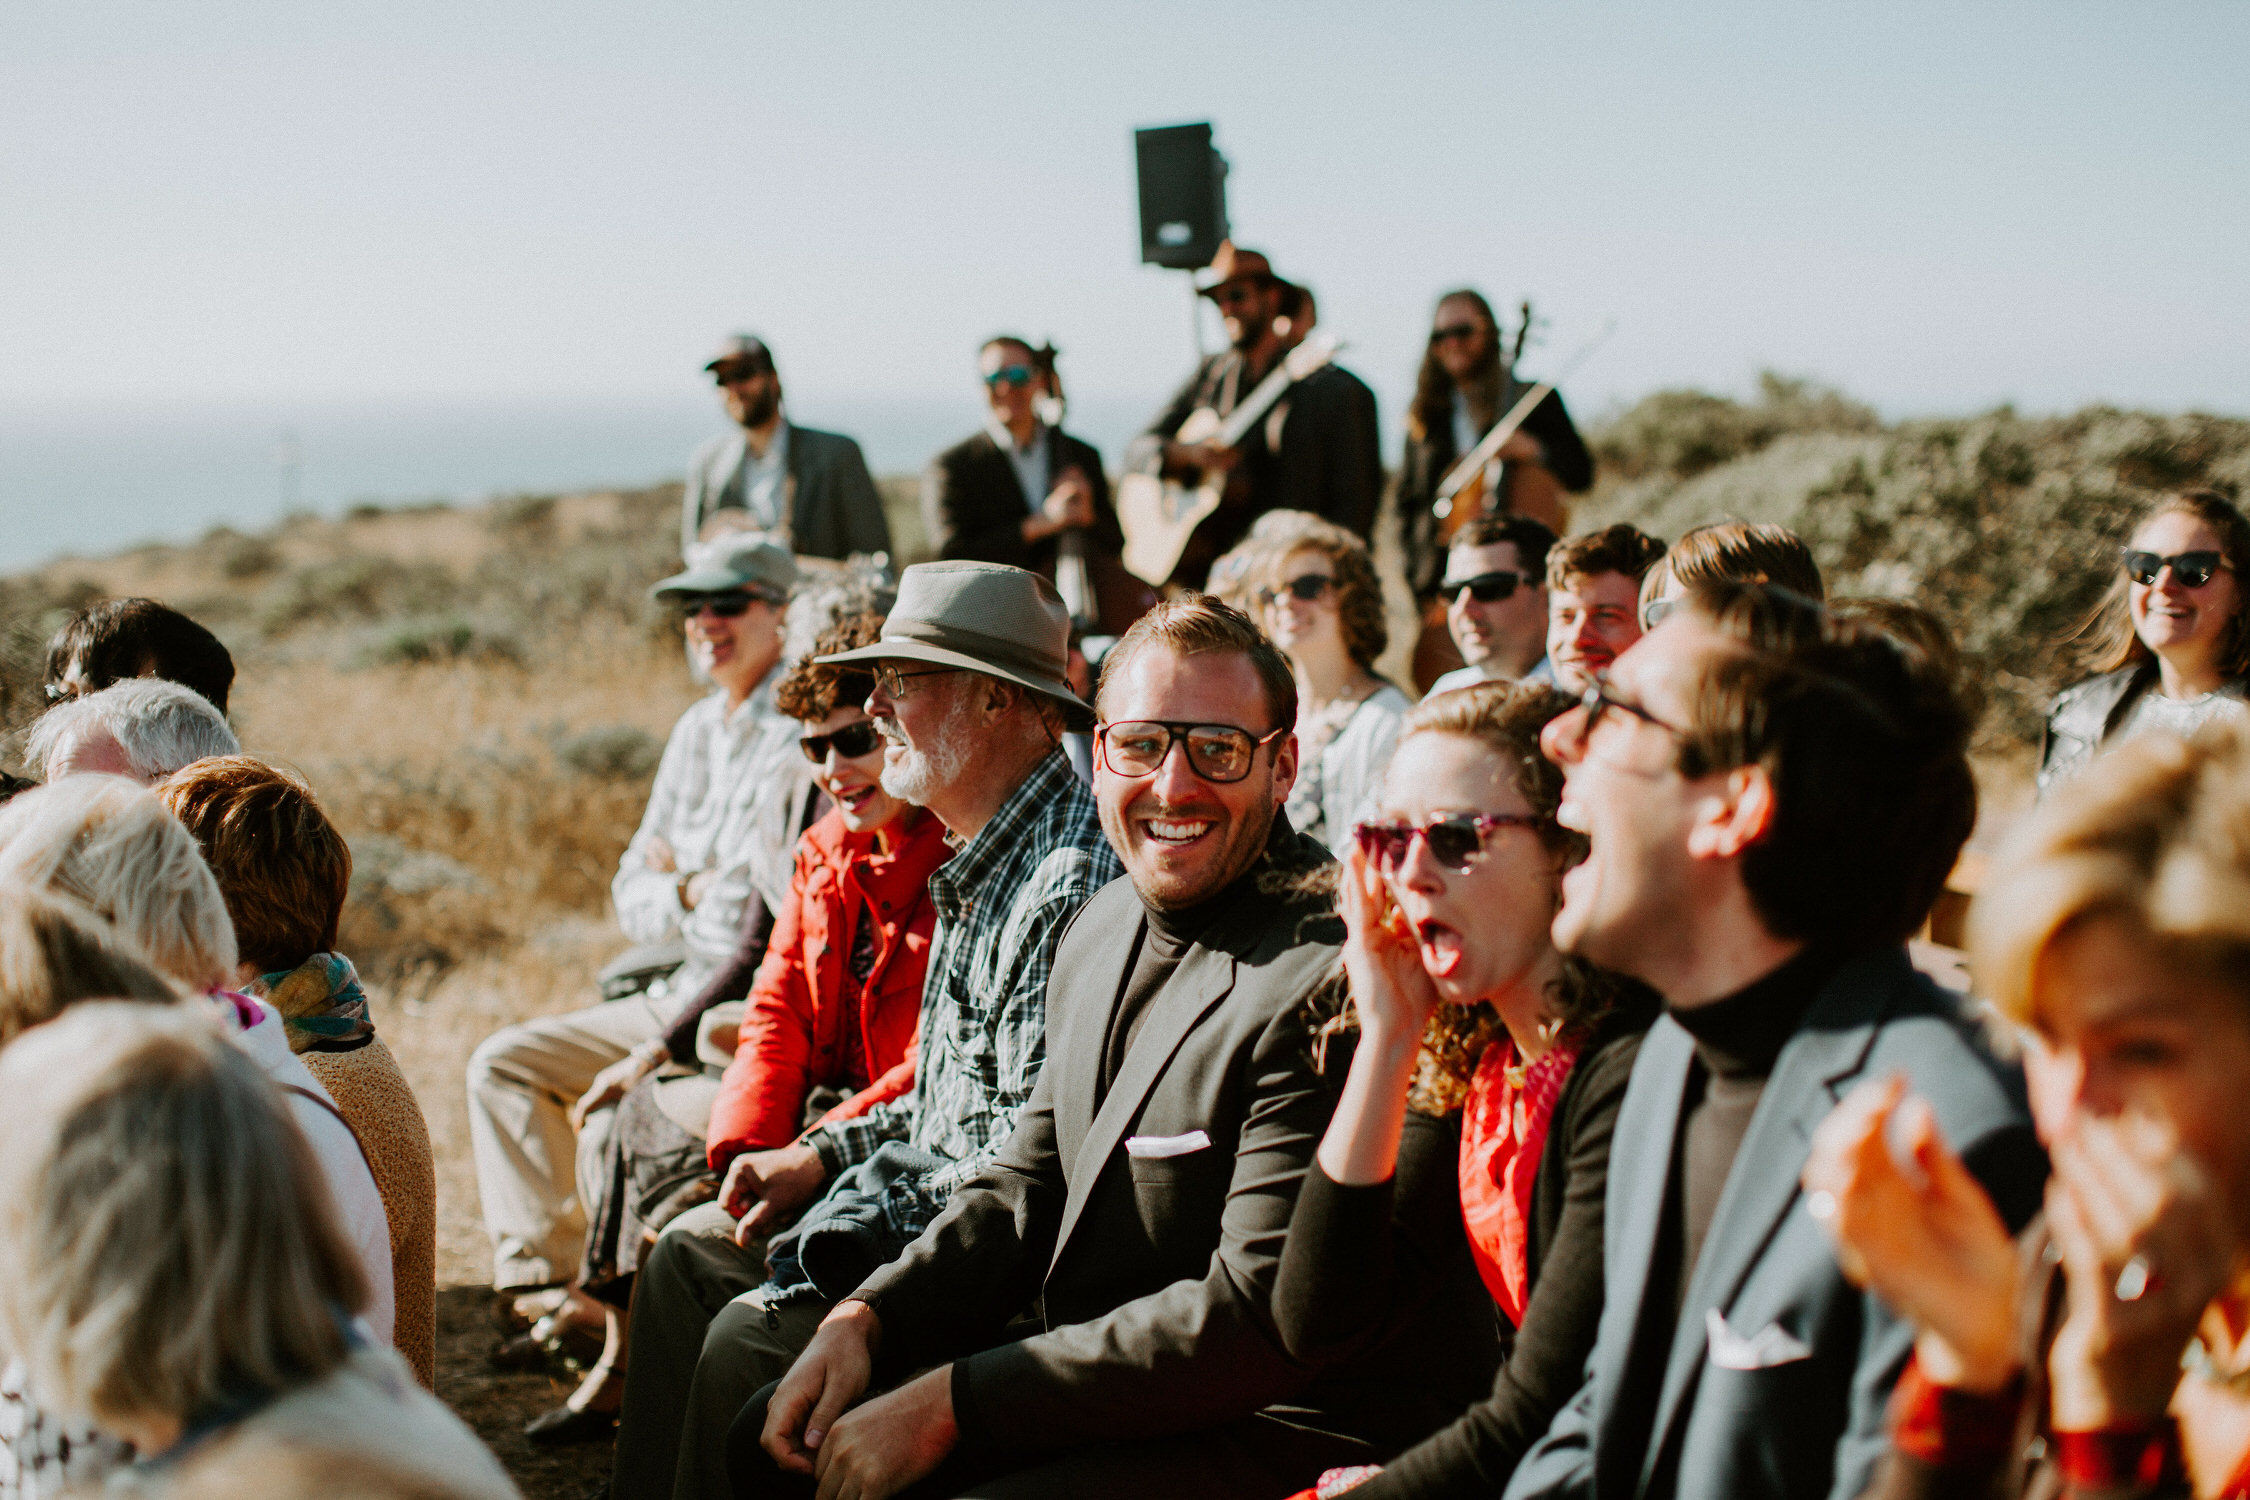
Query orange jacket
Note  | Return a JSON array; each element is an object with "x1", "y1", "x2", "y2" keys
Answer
[{"x1": 704, "y1": 804, "x2": 951, "y2": 1169}]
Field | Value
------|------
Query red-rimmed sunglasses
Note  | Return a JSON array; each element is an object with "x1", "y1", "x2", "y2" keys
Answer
[{"x1": 1353, "y1": 812, "x2": 1545, "y2": 873}]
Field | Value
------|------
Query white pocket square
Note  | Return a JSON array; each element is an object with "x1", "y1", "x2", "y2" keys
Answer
[
  {"x1": 1704, "y1": 1309, "x2": 1811, "y2": 1370},
  {"x1": 1125, "y1": 1130, "x2": 1212, "y2": 1159}
]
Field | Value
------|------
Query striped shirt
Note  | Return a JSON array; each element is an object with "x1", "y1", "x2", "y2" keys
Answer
[{"x1": 803, "y1": 748, "x2": 1119, "y2": 1198}]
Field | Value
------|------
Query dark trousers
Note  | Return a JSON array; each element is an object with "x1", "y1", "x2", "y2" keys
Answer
[{"x1": 727, "y1": 1378, "x2": 1376, "y2": 1500}]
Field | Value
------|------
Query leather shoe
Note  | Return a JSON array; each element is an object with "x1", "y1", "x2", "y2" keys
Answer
[{"x1": 524, "y1": 1403, "x2": 617, "y2": 1446}]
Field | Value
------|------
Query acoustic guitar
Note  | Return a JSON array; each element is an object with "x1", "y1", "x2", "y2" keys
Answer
[{"x1": 1117, "y1": 332, "x2": 1341, "y2": 587}]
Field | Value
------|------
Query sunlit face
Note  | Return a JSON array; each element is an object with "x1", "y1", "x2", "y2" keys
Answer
[
  {"x1": 1095, "y1": 645, "x2": 1297, "y2": 910},
  {"x1": 867, "y1": 666, "x2": 976, "y2": 806},
  {"x1": 684, "y1": 595, "x2": 782, "y2": 699},
  {"x1": 1428, "y1": 295, "x2": 1495, "y2": 382},
  {"x1": 1262, "y1": 547, "x2": 1344, "y2": 666},
  {"x1": 1540, "y1": 613, "x2": 1727, "y2": 979},
  {"x1": 1547, "y1": 570, "x2": 1647, "y2": 695},
  {"x1": 801, "y1": 706, "x2": 904, "y2": 834},
  {"x1": 1443, "y1": 542, "x2": 1546, "y2": 674},
  {"x1": 2023, "y1": 914, "x2": 2250, "y2": 1240},
  {"x1": 718, "y1": 364, "x2": 780, "y2": 429},
  {"x1": 2127, "y1": 510, "x2": 2241, "y2": 668},
  {"x1": 1211, "y1": 277, "x2": 1284, "y2": 351},
  {"x1": 1373, "y1": 731, "x2": 1561, "y2": 1005},
  {"x1": 980, "y1": 340, "x2": 1043, "y2": 431}
]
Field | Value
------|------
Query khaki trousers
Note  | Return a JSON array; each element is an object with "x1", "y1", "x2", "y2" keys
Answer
[
  {"x1": 609, "y1": 1201, "x2": 825, "y2": 1500},
  {"x1": 465, "y1": 993, "x2": 665, "y2": 1290}
]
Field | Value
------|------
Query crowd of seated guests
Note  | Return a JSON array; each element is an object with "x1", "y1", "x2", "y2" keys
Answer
[{"x1": 2, "y1": 482, "x2": 2249, "y2": 1500}]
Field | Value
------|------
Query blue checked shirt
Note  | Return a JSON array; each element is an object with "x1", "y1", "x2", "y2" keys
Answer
[{"x1": 802, "y1": 748, "x2": 1120, "y2": 1199}]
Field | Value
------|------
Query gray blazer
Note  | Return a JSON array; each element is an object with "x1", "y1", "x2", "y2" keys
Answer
[
  {"x1": 678, "y1": 422, "x2": 891, "y2": 561},
  {"x1": 1502, "y1": 948, "x2": 2046, "y2": 1500}
]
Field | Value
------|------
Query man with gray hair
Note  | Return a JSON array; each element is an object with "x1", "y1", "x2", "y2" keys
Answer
[
  {"x1": 23, "y1": 678, "x2": 240, "y2": 783},
  {"x1": 609, "y1": 562, "x2": 1122, "y2": 1500}
]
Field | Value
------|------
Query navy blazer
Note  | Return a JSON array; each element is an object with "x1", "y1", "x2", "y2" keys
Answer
[{"x1": 1502, "y1": 947, "x2": 2047, "y2": 1500}]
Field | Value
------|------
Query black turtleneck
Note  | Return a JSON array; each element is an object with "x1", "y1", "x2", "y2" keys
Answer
[
  {"x1": 1664, "y1": 943, "x2": 1838, "y2": 1315},
  {"x1": 1098, "y1": 822, "x2": 1289, "y2": 1097}
]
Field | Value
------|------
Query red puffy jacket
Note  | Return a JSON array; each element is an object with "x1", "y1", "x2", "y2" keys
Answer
[{"x1": 704, "y1": 804, "x2": 952, "y2": 1170}]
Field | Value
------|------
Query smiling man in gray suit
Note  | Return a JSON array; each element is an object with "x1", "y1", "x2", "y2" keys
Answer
[
  {"x1": 1506, "y1": 580, "x2": 2047, "y2": 1500},
  {"x1": 682, "y1": 333, "x2": 892, "y2": 562}
]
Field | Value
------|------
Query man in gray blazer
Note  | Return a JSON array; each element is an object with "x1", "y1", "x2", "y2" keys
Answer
[
  {"x1": 734, "y1": 597, "x2": 1498, "y2": 1498},
  {"x1": 1503, "y1": 580, "x2": 2048, "y2": 1500},
  {"x1": 681, "y1": 334, "x2": 892, "y2": 562}
]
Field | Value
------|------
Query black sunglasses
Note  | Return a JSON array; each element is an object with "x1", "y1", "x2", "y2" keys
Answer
[
  {"x1": 1440, "y1": 570, "x2": 1527, "y2": 605},
  {"x1": 1257, "y1": 572, "x2": 1335, "y2": 608},
  {"x1": 676, "y1": 590, "x2": 778, "y2": 620},
  {"x1": 712, "y1": 364, "x2": 770, "y2": 387},
  {"x1": 800, "y1": 719, "x2": 883, "y2": 764},
  {"x1": 2124, "y1": 549, "x2": 2227, "y2": 589},
  {"x1": 1429, "y1": 323, "x2": 1482, "y2": 345},
  {"x1": 1096, "y1": 720, "x2": 1287, "y2": 784},
  {"x1": 983, "y1": 365, "x2": 1036, "y2": 389},
  {"x1": 1354, "y1": 812, "x2": 1543, "y2": 873}
]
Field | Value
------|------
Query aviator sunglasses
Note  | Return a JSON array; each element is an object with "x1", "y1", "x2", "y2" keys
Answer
[
  {"x1": 2124, "y1": 549, "x2": 2228, "y2": 589},
  {"x1": 1440, "y1": 570, "x2": 1527, "y2": 606},
  {"x1": 1354, "y1": 812, "x2": 1545, "y2": 873},
  {"x1": 983, "y1": 364, "x2": 1037, "y2": 389},
  {"x1": 800, "y1": 719, "x2": 884, "y2": 763}
]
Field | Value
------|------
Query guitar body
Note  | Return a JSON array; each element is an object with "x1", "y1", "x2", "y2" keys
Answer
[
  {"x1": 1433, "y1": 456, "x2": 1568, "y2": 545},
  {"x1": 1117, "y1": 405, "x2": 1227, "y2": 587}
]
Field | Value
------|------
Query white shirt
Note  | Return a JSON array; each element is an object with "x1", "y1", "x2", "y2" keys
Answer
[
  {"x1": 1284, "y1": 685, "x2": 1414, "y2": 858},
  {"x1": 986, "y1": 417, "x2": 1052, "y2": 515},
  {"x1": 611, "y1": 673, "x2": 813, "y2": 999},
  {"x1": 1426, "y1": 656, "x2": 1552, "y2": 698},
  {"x1": 738, "y1": 420, "x2": 791, "y2": 532}
]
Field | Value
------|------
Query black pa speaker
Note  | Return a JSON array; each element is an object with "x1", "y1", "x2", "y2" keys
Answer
[{"x1": 1135, "y1": 123, "x2": 1228, "y2": 270}]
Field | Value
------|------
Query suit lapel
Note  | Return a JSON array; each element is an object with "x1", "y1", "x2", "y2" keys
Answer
[
  {"x1": 1051, "y1": 941, "x2": 1237, "y2": 1269},
  {"x1": 1049, "y1": 906, "x2": 1145, "y2": 1183},
  {"x1": 1637, "y1": 954, "x2": 1901, "y2": 1494}
]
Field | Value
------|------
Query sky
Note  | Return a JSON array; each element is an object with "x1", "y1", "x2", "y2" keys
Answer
[{"x1": 4, "y1": 1, "x2": 2248, "y2": 555}]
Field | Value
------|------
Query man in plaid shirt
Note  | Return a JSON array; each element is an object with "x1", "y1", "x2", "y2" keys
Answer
[{"x1": 611, "y1": 564, "x2": 1119, "y2": 1500}]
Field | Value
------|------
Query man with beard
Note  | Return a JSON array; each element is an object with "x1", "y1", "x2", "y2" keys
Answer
[
  {"x1": 608, "y1": 563, "x2": 1120, "y2": 1500},
  {"x1": 732, "y1": 596, "x2": 1497, "y2": 1500},
  {"x1": 681, "y1": 333, "x2": 892, "y2": 561},
  {"x1": 1498, "y1": 580, "x2": 2046, "y2": 1500},
  {"x1": 1122, "y1": 245, "x2": 1382, "y2": 588}
]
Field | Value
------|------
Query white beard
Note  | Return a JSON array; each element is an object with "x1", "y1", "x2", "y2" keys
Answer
[{"x1": 878, "y1": 699, "x2": 973, "y2": 804}]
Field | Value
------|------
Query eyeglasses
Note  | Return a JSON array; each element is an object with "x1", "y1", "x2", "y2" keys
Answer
[
  {"x1": 983, "y1": 365, "x2": 1036, "y2": 389},
  {"x1": 1429, "y1": 323, "x2": 1482, "y2": 346},
  {"x1": 1095, "y1": 720, "x2": 1287, "y2": 784},
  {"x1": 871, "y1": 663, "x2": 960, "y2": 699},
  {"x1": 1257, "y1": 573, "x2": 1335, "y2": 608},
  {"x1": 42, "y1": 681, "x2": 80, "y2": 704},
  {"x1": 1577, "y1": 677, "x2": 1682, "y2": 738},
  {"x1": 676, "y1": 590, "x2": 780, "y2": 620},
  {"x1": 1353, "y1": 812, "x2": 1544, "y2": 873},
  {"x1": 1440, "y1": 570, "x2": 1527, "y2": 605},
  {"x1": 2124, "y1": 549, "x2": 2228, "y2": 589},
  {"x1": 800, "y1": 719, "x2": 883, "y2": 763}
]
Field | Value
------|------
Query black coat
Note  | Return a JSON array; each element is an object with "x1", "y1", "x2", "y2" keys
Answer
[
  {"x1": 1272, "y1": 994, "x2": 1658, "y2": 1500},
  {"x1": 1124, "y1": 353, "x2": 1384, "y2": 587},
  {"x1": 921, "y1": 426, "x2": 1121, "y2": 575},
  {"x1": 1395, "y1": 381, "x2": 1594, "y2": 595},
  {"x1": 849, "y1": 830, "x2": 1497, "y2": 1468}
]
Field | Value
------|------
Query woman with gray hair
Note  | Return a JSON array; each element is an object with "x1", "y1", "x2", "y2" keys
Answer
[
  {"x1": 0, "y1": 1005, "x2": 515, "y2": 1497},
  {"x1": 20, "y1": 678, "x2": 239, "y2": 784}
]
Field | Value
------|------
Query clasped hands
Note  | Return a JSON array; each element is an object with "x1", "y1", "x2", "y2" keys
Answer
[
  {"x1": 762, "y1": 1298, "x2": 958, "y2": 1500},
  {"x1": 1803, "y1": 1073, "x2": 2235, "y2": 1426},
  {"x1": 1022, "y1": 469, "x2": 1096, "y2": 544},
  {"x1": 719, "y1": 1142, "x2": 830, "y2": 1248}
]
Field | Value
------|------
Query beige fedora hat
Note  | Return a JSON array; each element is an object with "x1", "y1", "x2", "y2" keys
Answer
[{"x1": 818, "y1": 561, "x2": 1092, "y2": 729}]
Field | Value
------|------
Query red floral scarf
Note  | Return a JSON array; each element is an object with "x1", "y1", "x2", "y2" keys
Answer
[{"x1": 1458, "y1": 1034, "x2": 1583, "y2": 1324}]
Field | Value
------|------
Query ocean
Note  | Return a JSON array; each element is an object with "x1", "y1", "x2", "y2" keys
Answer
[{"x1": 0, "y1": 394, "x2": 1164, "y2": 573}]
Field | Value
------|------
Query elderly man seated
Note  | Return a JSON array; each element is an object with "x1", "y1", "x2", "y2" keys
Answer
[
  {"x1": 23, "y1": 678, "x2": 239, "y2": 782},
  {"x1": 466, "y1": 533, "x2": 814, "y2": 1300}
]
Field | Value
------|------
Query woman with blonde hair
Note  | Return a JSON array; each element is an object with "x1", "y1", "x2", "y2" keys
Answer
[
  {"x1": 2040, "y1": 488, "x2": 2250, "y2": 795},
  {"x1": 0, "y1": 778, "x2": 392, "y2": 1341},
  {"x1": 1253, "y1": 510, "x2": 1413, "y2": 856},
  {"x1": 1805, "y1": 722, "x2": 2250, "y2": 1498},
  {"x1": 158, "y1": 755, "x2": 439, "y2": 1388},
  {"x1": 0, "y1": 1005, "x2": 515, "y2": 1497}
]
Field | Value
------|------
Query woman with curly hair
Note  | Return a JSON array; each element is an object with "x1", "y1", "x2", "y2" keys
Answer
[
  {"x1": 1274, "y1": 682, "x2": 1657, "y2": 1499},
  {"x1": 1255, "y1": 511, "x2": 1413, "y2": 857},
  {"x1": 2039, "y1": 488, "x2": 2250, "y2": 795}
]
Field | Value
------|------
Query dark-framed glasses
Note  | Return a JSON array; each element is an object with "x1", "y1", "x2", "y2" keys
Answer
[
  {"x1": 870, "y1": 662, "x2": 959, "y2": 699},
  {"x1": 1440, "y1": 570, "x2": 1526, "y2": 605},
  {"x1": 2124, "y1": 549, "x2": 2227, "y2": 589},
  {"x1": 1578, "y1": 677, "x2": 1682, "y2": 738},
  {"x1": 1095, "y1": 720, "x2": 1286, "y2": 784},
  {"x1": 1353, "y1": 812, "x2": 1544, "y2": 873},
  {"x1": 983, "y1": 364, "x2": 1036, "y2": 389},
  {"x1": 1257, "y1": 572, "x2": 1335, "y2": 608},
  {"x1": 800, "y1": 719, "x2": 883, "y2": 763}
]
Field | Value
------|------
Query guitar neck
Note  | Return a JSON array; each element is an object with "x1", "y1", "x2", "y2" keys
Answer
[{"x1": 1214, "y1": 340, "x2": 1335, "y2": 448}]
